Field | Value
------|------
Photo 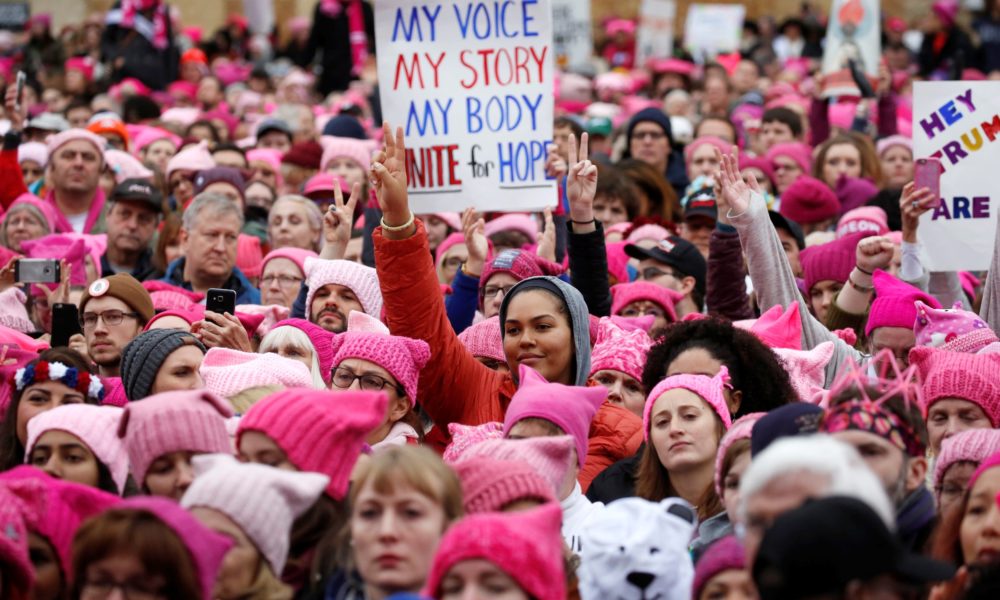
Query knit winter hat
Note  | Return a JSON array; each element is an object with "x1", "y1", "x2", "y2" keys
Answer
[
  {"x1": 692, "y1": 536, "x2": 746, "y2": 600},
  {"x1": 423, "y1": 503, "x2": 565, "y2": 600},
  {"x1": 268, "y1": 318, "x2": 335, "y2": 384},
  {"x1": 0, "y1": 485, "x2": 31, "y2": 599},
  {"x1": 459, "y1": 436, "x2": 574, "y2": 494},
  {"x1": 0, "y1": 288, "x2": 34, "y2": 333},
  {"x1": 644, "y1": 367, "x2": 733, "y2": 441},
  {"x1": 282, "y1": 141, "x2": 324, "y2": 169},
  {"x1": 142, "y1": 280, "x2": 204, "y2": 312},
  {"x1": 79, "y1": 273, "x2": 155, "y2": 324},
  {"x1": 181, "y1": 454, "x2": 328, "y2": 574},
  {"x1": 835, "y1": 177, "x2": 881, "y2": 215},
  {"x1": 236, "y1": 389, "x2": 387, "y2": 499},
  {"x1": 773, "y1": 342, "x2": 835, "y2": 403},
  {"x1": 933, "y1": 429, "x2": 1000, "y2": 493},
  {"x1": 236, "y1": 234, "x2": 263, "y2": 278},
  {"x1": 166, "y1": 140, "x2": 215, "y2": 178},
  {"x1": 45, "y1": 128, "x2": 106, "y2": 162},
  {"x1": 120, "y1": 329, "x2": 206, "y2": 401},
  {"x1": 117, "y1": 390, "x2": 233, "y2": 485},
  {"x1": 876, "y1": 135, "x2": 912, "y2": 157},
  {"x1": 132, "y1": 126, "x2": 181, "y2": 153},
  {"x1": 866, "y1": 270, "x2": 942, "y2": 336},
  {"x1": 319, "y1": 135, "x2": 374, "y2": 171},
  {"x1": 734, "y1": 303, "x2": 803, "y2": 350},
  {"x1": 303, "y1": 257, "x2": 382, "y2": 319},
  {"x1": 484, "y1": 213, "x2": 540, "y2": 242},
  {"x1": 105, "y1": 149, "x2": 153, "y2": 183},
  {"x1": 480, "y1": 250, "x2": 565, "y2": 296},
  {"x1": 20, "y1": 235, "x2": 88, "y2": 286},
  {"x1": 933, "y1": 0, "x2": 959, "y2": 27},
  {"x1": 457, "y1": 316, "x2": 505, "y2": 363},
  {"x1": 739, "y1": 155, "x2": 775, "y2": 186},
  {"x1": 610, "y1": 281, "x2": 681, "y2": 322},
  {"x1": 714, "y1": 413, "x2": 765, "y2": 497},
  {"x1": 589, "y1": 316, "x2": 653, "y2": 382},
  {"x1": 330, "y1": 312, "x2": 431, "y2": 403},
  {"x1": 626, "y1": 107, "x2": 674, "y2": 149},
  {"x1": 913, "y1": 301, "x2": 999, "y2": 354},
  {"x1": 199, "y1": 348, "x2": 314, "y2": 399},
  {"x1": 503, "y1": 365, "x2": 607, "y2": 468},
  {"x1": 261, "y1": 247, "x2": 317, "y2": 277},
  {"x1": 836, "y1": 206, "x2": 889, "y2": 238},
  {"x1": 194, "y1": 167, "x2": 246, "y2": 201},
  {"x1": 453, "y1": 457, "x2": 557, "y2": 513},
  {"x1": 442, "y1": 422, "x2": 505, "y2": 464},
  {"x1": 18, "y1": 141, "x2": 48, "y2": 167},
  {"x1": 435, "y1": 232, "x2": 467, "y2": 266},
  {"x1": 684, "y1": 136, "x2": 735, "y2": 165},
  {"x1": 626, "y1": 223, "x2": 672, "y2": 244},
  {"x1": 909, "y1": 347, "x2": 1000, "y2": 425},
  {"x1": 800, "y1": 231, "x2": 869, "y2": 294},
  {"x1": 779, "y1": 176, "x2": 840, "y2": 225},
  {"x1": 25, "y1": 404, "x2": 129, "y2": 494}
]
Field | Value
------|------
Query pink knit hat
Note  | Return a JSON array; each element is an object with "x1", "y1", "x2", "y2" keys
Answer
[
  {"x1": 457, "y1": 316, "x2": 505, "y2": 363},
  {"x1": 836, "y1": 206, "x2": 889, "y2": 238},
  {"x1": 933, "y1": 429, "x2": 1000, "y2": 493},
  {"x1": 605, "y1": 240, "x2": 631, "y2": 283},
  {"x1": 643, "y1": 367, "x2": 733, "y2": 441},
  {"x1": 479, "y1": 250, "x2": 565, "y2": 296},
  {"x1": 865, "y1": 270, "x2": 941, "y2": 336},
  {"x1": 268, "y1": 318, "x2": 336, "y2": 384},
  {"x1": 484, "y1": 214, "x2": 539, "y2": 242},
  {"x1": 0, "y1": 485, "x2": 31, "y2": 598},
  {"x1": 968, "y1": 450, "x2": 1000, "y2": 490},
  {"x1": 319, "y1": 135, "x2": 374, "y2": 171},
  {"x1": 142, "y1": 280, "x2": 205, "y2": 312},
  {"x1": 45, "y1": 128, "x2": 106, "y2": 162},
  {"x1": 453, "y1": 456, "x2": 558, "y2": 513},
  {"x1": 442, "y1": 422, "x2": 504, "y2": 464},
  {"x1": 200, "y1": 348, "x2": 314, "y2": 398},
  {"x1": 423, "y1": 503, "x2": 565, "y2": 600},
  {"x1": 683, "y1": 136, "x2": 735, "y2": 165},
  {"x1": 236, "y1": 234, "x2": 263, "y2": 278},
  {"x1": 181, "y1": 454, "x2": 328, "y2": 574},
  {"x1": 303, "y1": 257, "x2": 383, "y2": 318},
  {"x1": 691, "y1": 536, "x2": 746, "y2": 600},
  {"x1": 734, "y1": 303, "x2": 803, "y2": 350},
  {"x1": 262, "y1": 248, "x2": 317, "y2": 279},
  {"x1": 910, "y1": 347, "x2": 1000, "y2": 425},
  {"x1": 459, "y1": 436, "x2": 574, "y2": 494},
  {"x1": 117, "y1": 390, "x2": 234, "y2": 485},
  {"x1": 144, "y1": 309, "x2": 201, "y2": 331},
  {"x1": 502, "y1": 365, "x2": 607, "y2": 468},
  {"x1": 800, "y1": 231, "x2": 869, "y2": 294},
  {"x1": 21, "y1": 235, "x2": 88, "y2": 286},
  {"x1": 834, "y1": 176, "x2": 880, "y2": 215},
  {"x1": 589, "y1": 317, "x2": 653, "y2": 382},
  {"x1": 779, "y1": 176, "x2": 840, "y2": 225},
  {"x1": 739, "y1": 155, "x2": 775, "y2": 186},
  {"x1": 330, "y1": 311, "x2": 431, "y2": 403},
  {"x1": 105, "y1": 149, "x2": 154, "y2": 184},
  {"x1": 132, "y1": 126, "x2": 182, "y2": 153},
  {"x1": 714, "y1": 413, "x2": 765, "y2": 496},
  {"x1": 610, "y1": 281, "x2": 681, "y2": 322},
  {"x1": 626, "y1": 223, "x2": 671, "y2": 244},
  {"x1": 246, "y1": 148, "x2": 284, "y2": 188},
  {"x1": 773, "y1": 342, "x2": 835, "y2": 403},
  {"x1": 236, "y1": 390, "x2": 386, "y2": 499},
  {"x1": 434, "y1": 232, "x2": 467, "y2": 265},
  {"x1": 913, "y1": 301, "x2": 999, "y2": 354},
  {"x1": 166, "y1": 140, "x2": 215, "y2": 178},
  {"x1": 0, "y1": 289, "x2": 34, "y2": 333},
  {"x1": 9, "y1": 193, "x2": 59, "y2": 230},
  {"x1": 876, "y1": 135, "x2": 912, "y2": 157},
  {"x1": 18, "y1": 141, "x2": 48, "y2": 168},
  {"x1": 25, "y1": 404, "x2": 129, "y2": 494},
  {"x1": 425, "y1": 212, "x2": 463, "y2": 231},
  {"x1": 766, "y1": 141, "x2": 812, "y2": 173}
]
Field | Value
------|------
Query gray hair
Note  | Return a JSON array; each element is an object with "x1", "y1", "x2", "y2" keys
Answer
[
  {"x1": 268, "y1": 194, "x2": 323, "y2": 251},
  {"x1": 182, "y1": 192, "x2": 245, "y2": 231},
  {"x1": 0, "y1": 203, "x2": 51, "y2": 248}
]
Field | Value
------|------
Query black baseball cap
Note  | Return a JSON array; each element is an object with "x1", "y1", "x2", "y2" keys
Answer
[
  {"x1": 750, "y1": 402, "x2": 823, "y2": 456},
  {"x1": 625, "y1": 236, "x2": 707, "y2": 296},
  {"x1": 768, "y1": 211, "x2": 806, "y2": 250},
  {"x1": 111, "y1": 178, "x2": 163, "y2": 213},
  {"x1": 683, "y1": 187, "x2": 718, "y2": 223},
  {"x1": 754, "y1": 496, "x2": 955, "y2": 600}
]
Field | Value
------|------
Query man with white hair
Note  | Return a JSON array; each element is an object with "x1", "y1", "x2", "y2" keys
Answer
[{"x1": 738, "y1": 435, "x2": 895, "y2": 566}]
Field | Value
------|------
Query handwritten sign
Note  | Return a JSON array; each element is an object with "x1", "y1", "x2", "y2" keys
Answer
[
  {"x1": 374, "y1": 0, "x2": 556, "y2": 213},
  {"x1": 913, "y1": 82, "x2": 1000, "y2": 271},
  {"x1": 821, "y1": 0, "x2": 880, "y2": 97},
  {"x1": 552, "y1": 0, "x2": 591, "y2": 70},
  {"x1": 683, "y1": 4, "x2": 744, "y2": 60},
  {"x1": 636, "y1": 0, "x2": 676, "y2": 65}
]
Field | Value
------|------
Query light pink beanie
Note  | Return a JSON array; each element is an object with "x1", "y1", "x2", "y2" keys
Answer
[
  {"x1": 303, "y1": 257, "x2": 383, "y2": 319},
  {"x1": 458, "y1": 436, "x2": 575, "y2": 494},
  {"x1": 714, "y1": 412, "x2": 765, "y2": 496},
  {"x1": 166, "y1": 140, "x2": 215, "y2": 178},
  {"x1": 199, "y1": 348, "x2": 314, "y2": 398},
  {"x1": 772, "y1": 342, "x2": 834, "y2": 403},
  {"x1": 933, "y1": 428, "x2": 1000, "y2": 492},
  {"x1": 0, "y1": 288, "x2": 34, "y2": 333},
  {"x1": 457, "y1": 316, "x2": 504, "y2": 363},
  {"x1": 261, "y1": 247, "x2": 318, "y2": 277},
  {"x1": 181, "y1": 454, "x2": 328, "y2": 574},
  {"x1": 442, "y1": 422, "x2": 504, "y2": 464},
  {"x1": 319, "y1": 135, "x2": 374, "y2": 171},
  {"x1": 589, "y1": 316, "x2": 652, "y2": 382},
  {"x1": 484, "y1": 213, "x2": 539, "y2": 242},
  {"x1": 117, "y1": 389, "x2": 233, "y2": 485},
  {"x1": 25, "y1": 404, "x2": 129, "y2": 494},
  {"x1": 643, "y1": 367, "x2": 733, "y2": 441},
  {"x1": 330, "y1": 312, "x2": 431, "y2": 403}
]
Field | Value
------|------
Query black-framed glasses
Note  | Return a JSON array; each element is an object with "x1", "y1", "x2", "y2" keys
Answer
[
  {"x1": 80, "y1": 310, "x2": 140, "y2": 329},
  {"x1": 331, "y1": 367, "x2": 403, "y2": 394},
  {"x1": 479, "y1": 284, "x2": 515, "y2": 299}
]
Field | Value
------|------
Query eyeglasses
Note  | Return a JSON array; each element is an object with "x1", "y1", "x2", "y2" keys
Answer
[
  {"x1": 331, "y1": 367, "x2": 403, "y2": 394},
  {"x1": 633, "y1": 131, "x2": 666, "y2": 141},
  {"x1": 81, "y1": 310, "x2": 140, "y2": 329},
  {"x1": 81, "y1": 578, "x2": 163, "y2": 600},
  {"x1": 480, "y1": 284, "x2": 515, "y2": 300},
  {"x1": 260, "y1": 274, "x2": 303, "y2": 287},
  {"x1": 640, "y1": 267, "x2": 679, "y2": 281},
  {"x1": 442, "y1": 256, "x2": 466, "y2": 269},
  {"x1": 621, "y1": 305, "x2": 666, "y2": 319}
]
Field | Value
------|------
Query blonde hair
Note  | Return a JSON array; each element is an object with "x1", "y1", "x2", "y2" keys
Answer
[
  {"x1": 268, "y1": 194, "x2": 323, "y2": 251},
  {"x1": 349, "y1": 446, "x2": 464, "y2": 524},
  {"x1": 241, "y1": 558, "x2": 294, "y2": 600},
  {"x1": 228, "y1": 385, "x2": 284, "y2": 414},
  {"x1": 259, "y1": 326, "x2": 326, "y2": 388}
]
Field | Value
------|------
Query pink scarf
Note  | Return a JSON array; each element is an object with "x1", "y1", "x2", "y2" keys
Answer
[
  {"x1": 121, "y1": 0, "x2": 169, "y2": 50},
  {"x1": 45, "y1": 187, "x2": 107, "y2": 234},
  {"x1": 320, "y1": 0, "x2": 368, "y2": 77}
]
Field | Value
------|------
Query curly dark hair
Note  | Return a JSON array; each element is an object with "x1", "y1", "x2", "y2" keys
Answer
[{"x1": 642, "y1": 317, "x2": 796, "y2": 417}]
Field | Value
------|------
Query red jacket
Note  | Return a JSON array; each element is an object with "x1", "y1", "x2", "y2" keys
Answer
[{"x1": 581, "y1": 402, "x2": 643, "y2": 492}]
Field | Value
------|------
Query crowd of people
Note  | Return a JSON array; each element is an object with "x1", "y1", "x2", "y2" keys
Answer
[{"x1": 4, "y1": 0, "x2": 1000, "y2": 599}]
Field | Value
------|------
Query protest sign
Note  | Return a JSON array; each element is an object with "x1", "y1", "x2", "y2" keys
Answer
[
  {"x1": 374, "y1": 0, "x2": 557, "y2": 213},
  {"x1": 636, "y1": 0, "x2": 676, "y2": 65},
  {"x1": 913, "y1": 82, "x2": 1000, "y2": 271},
  {"x1": 683, "y1": 4, "x2": 744, "y2": 60},
  {"x1": 552, "y1": 0, "x2": 591, "y2": 70},
  {"x1": 821, "y1": 0, "x2": 880, "y2": 97}
]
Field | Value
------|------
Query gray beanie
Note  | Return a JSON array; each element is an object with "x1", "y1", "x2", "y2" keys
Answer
[{"x1": 120, "y1": 329, "x2": 206, "y2": 401}]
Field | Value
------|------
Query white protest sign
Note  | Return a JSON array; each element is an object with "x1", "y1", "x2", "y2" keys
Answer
[
  {"x1": 913, "y1": 81, "x2": 1000, "y2": 271},
  {"x1": 551, "y1": 0, "x2": 591, "y2": 70},
  {"x1": 374, "y1": 0, "x2": 557, "y2": 213},
  {"x1": 683, "y1": 4, "x2": 744, "y2": 59},
  {"x1": 636, "y1": 0, "x2": 676, "y2": 65},
  {"x1": 821, "y1": 0, "x2": 880, "y2": 97}
]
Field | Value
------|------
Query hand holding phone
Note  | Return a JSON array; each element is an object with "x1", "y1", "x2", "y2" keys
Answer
[
  {"x1": 14, "y1": 259, "x2": 60, "y2": 284},
  {"x1": 14, "y1": 71, "x2": 25, "y2": 113},
  {"x1": 205, "y1": 288, "x2": 236, "y2": 316}
]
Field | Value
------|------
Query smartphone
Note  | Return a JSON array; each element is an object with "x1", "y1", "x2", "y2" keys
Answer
[
  {"x1": 50, "y1": 303, "x2": 81, "y2": 348},
  {"x1": 914, "y1": 157, "x2": 943, "y2": 202},
  {"x1": 205, "y1": 288, "x2": 236, "y2": 315},
  {"x1": 14, "y1": 71, "x2": 25, "y2": 111},
  {"x1": 14, "y1": 259, "x2": 60, "y2": 284}
]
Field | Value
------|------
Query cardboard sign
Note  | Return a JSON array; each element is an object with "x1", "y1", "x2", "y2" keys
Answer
[
  {"x1": 683, "y1": 4, "x2": 744, "y2": 59},
  {"x1": 552, "y1": 0, "x2": 592, "y2": 70},
  {"x1": 821, "y1": 0, "x2": 880, "y2": 97},
  {"x1": 374, "y1": 0, "x2": 557, "y2": 213},
  {"x1": 913, "y1": 82, "x2": 1000, "y2": 271},
  {"x1": 636, "y1": 0, "x2": 676, "y2": 65}
]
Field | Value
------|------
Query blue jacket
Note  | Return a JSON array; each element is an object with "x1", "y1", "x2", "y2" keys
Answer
[{"x1": 161, "y1": 257, "x2": 261, "y2": 305}]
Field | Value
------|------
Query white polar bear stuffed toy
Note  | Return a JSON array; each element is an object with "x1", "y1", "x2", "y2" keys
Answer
[{"x1": 578, "y1": 497, "x2": 697, "y2": 600}]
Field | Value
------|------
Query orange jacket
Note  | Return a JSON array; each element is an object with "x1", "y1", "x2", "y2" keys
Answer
[{"x1": 581, "y1": 402, "x2": 644, "y2": 492}]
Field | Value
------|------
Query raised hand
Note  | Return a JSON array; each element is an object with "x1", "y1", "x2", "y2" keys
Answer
[
  {"x1": 544, "y1": 143, "x2": 568, "y2": 179},
  {"x1": 900, "y1": 181, "x2": 937, "y2": 243},
  {"x1": 536, "y1": 207, "x2": 556, "y2": 262},
  {"x1": 370, "y1": 123, "x2": 412, "y2": 236},
  {"x1": 320, "y1": 180, "x2": 361, "y2": 260},
  {"x1": 461, "y1": 207, "x2": 488, "y2": 276},
  {"x1": 715, "y1": 147, "x2": 757, "y2": 218},
  {"x1": 855, "y1": 235, "x2": 896, "y2": 274},
  {"x1": 4, "y1": 82, "x2": 25, "y2": 132},
  {"x1": 566, "y1": 132, "x2": 598, "y2": 231}
]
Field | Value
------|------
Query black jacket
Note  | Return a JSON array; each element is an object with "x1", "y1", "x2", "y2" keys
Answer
[
  {"x1": 306, "y1": 1, "x2": 375, "y2": 95},
  {"x1": 101, "y1": 3, "x2": 179, "y2": 91},
  {"x1": 567, "y1": 220, "x2": 611, "y2": 318},
  {"x1": 100, "y1": 248, "x2": 162, "y2": 283},
  {"x1": 586, "y1": 448, "x2": 641, "y2": 504}
]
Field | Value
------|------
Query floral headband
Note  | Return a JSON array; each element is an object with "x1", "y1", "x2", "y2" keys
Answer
[{"x1": 15, "y1": 361, "x2": 104, "y2": 401}]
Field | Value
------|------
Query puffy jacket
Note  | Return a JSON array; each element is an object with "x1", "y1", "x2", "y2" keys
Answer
[{"x1": 582, "y1": 402, "x2": 643, "y2": 492}]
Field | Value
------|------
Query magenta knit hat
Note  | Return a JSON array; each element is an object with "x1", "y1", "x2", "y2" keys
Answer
[
  {"x1": 610, "y1": 281, "x2": 681, "y2": 322},
  {"x1": 143, "y1": 281, "x2": 204, "y2": 313},
  {"x1": 834, "y1": 176, "x2": 880, "y2": 215},
  {"x1": 714, "y1": 413, "x2": 765, "y2": 496},
  {"x1": 166, "y1": 140, "x2": 215, "y2": 178},
  {"x1": 236, "y1": 389, "x2": 387, "y2": 499},
  {"x1": 132, "y1": 126, "x2": 181, "y2": 153},
  {"x1": 605, "y1": 241, "x2": 631, "y2": 283},
  {"x1": 236, "y1": 234, "x2": 263, "y2": 278},
  {"x1": 692, "y1": 536, "x2": 746, "y2": 600},
  {"x1": 459, "y1": 436, "x2": 575, "y2": 495},
  {"x1": 181, "y1": 454, "x2": 328, "y2": 574},
  {"x1": 480, "y1": 249, "x2": 565, "y2": 291},
  {"x1": 117, "y1": 390, "x2": 233, "y2": 485},
  {"x1": 799, "y1": 231, "x2": 869, "y2": 294},
  {"x1": 683, "y1": 136, "x2": 735, "y2": 165},
  {"x1": 330, "y1": 311, "x2": 431, "y2": 403},
  {"x1": 435, "y1": 232, "x2": 467, "y2": 265},
  {"x1": 303, "y1": 257, "x2": 382, "y2": 319},
  {"x1": 589, "y1": 317, "x2": 653, "y2": 382},
  {"x1": 910, "y1": 347, "x2": 1000, "y2": 425},
  {"x1": 739, "y1": 155, "x2": 775, "y2": 186},
  {"x1": 121, "y1": 496, "x2": 232, "y2": 600},
  {"x1": 319, "y1": 135, "x2": 374, "y2": 171},
  {"x1": 734, "y1": 303, "x2": 803, "y2": 350},
  {"x1": 0, "y1": 484, "x2": 31, "y2": 597},
  {"x1": 262, "y1": 248, "x2": 319, "y2": 277},
  {"x1": 200, "y1": 347, "x2": 315, "y2": 398},
  {"x1": 766, "y1": 141, "x2": 812, "y2": 174},
  {"x1": 836, "y1": 206, "x2": 889, "y2": 238},
  {"x1": 457, "y1": 316, "x2": 505, "y2": 363},
  {"x1": 779, "y1": 176, "x2": 840, "y2": 225},
  {"x1": 423, "y1": 503, "x2": 565, "y2": 600},
  {"x1": 442, "y1": 422, "x2": 504, "y2": 464},
  {"x1": 25, "y1": 404, "x2": 129, "y2": 494},
  {"x1": 0, "y1": 288, "x2": 34, "y2": 333},
  {"x1": 865, "y1": 270, "x2": 941, "y2": 336},
  {"x1": 969, "y1": 450, "x2": 1000, "y2": 490},
  {"x1": 503, "y1": 365, "x2": 607, "y2": 468},
  {"x1": 913, "y1": 301, "x2": 999, "y2": 354},
  {"x1": 934, "y1": 429, "x2": 1000, "y2": 492},
  {"x1": 21, "y1": 235, "x2": 88, "y2": 286},
  {"x1": 644, "y1": 367, "x2": 733, "y2": 441},
  {"x1": 269, "y1": 318, "x2": 335, "y2": 384},
  {"x1": 484, "y1": 213, "x2": 539, "y2": 242},
  {"x1": 454, "y1": 457, "x2": 557, "y2": 513}
]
